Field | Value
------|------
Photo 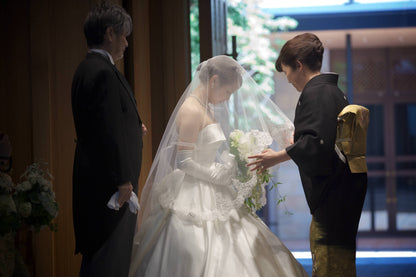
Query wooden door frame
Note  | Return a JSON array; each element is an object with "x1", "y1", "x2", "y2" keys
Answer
[
  {"x1": 354, "y1": 48, "x2": 416, "y2": 237},
  {"x1": 199, "y1": 0, "x2": 228, "y2": 61}
]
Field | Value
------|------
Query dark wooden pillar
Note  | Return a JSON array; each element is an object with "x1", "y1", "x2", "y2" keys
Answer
[
  {"x1": 199, "y1": 0, "x2": 228, "y2": 61},
  {"x1": 125, "y1": 0, "x2": 191, "y2": 191},
  {"x1": 147, "y1": 0, "x2": 192, "y2": 156}
]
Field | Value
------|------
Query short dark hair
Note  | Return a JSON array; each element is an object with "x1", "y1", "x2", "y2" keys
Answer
[
  {"x1": 275, "y1": 33, "x2": 324, "y2": 72},
  {"x1": 84, "y1": 1, "x2": 132, "y2": 48}
]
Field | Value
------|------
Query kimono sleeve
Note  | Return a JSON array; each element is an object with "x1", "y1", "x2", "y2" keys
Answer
[{"x1": 286, "y1": 88, "x2": 340, "y2": 176}]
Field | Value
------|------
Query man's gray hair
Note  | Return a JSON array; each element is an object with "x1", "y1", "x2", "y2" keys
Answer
[{"x1": 84, "y1": 2, "x2": 132, "y2": 48}]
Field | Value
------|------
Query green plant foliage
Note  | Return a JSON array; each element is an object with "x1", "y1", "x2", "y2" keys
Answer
[
  {"x1": 189, "y1": 0, "x2": 298, "y2": 84},
  {"x1": 190, "y1": 0, "x2": 200, "y2": 74},
  {"x1": 13, "y1": 163, "x2": 58, "y2": 232},
  {"x1": 227, "y1": 0, "x2": 298, "y2": 94}
]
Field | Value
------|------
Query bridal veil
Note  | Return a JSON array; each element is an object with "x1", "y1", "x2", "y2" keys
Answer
[{"x1": 137, "y1": 55, "x2": 294, "y2": 227}]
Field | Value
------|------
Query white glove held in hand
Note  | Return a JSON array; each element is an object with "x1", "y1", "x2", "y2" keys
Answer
[{"x1": 107, "y1": 191, "x2": 140, "y2": 214}]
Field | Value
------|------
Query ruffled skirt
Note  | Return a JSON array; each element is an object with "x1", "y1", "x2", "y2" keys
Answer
[{"x1": 129, "y1": 204, "x2": 308, "y2": 277}]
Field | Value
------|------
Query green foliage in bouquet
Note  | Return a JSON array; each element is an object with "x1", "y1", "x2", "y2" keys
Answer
[
  {"x1": 229, "y1": 132, "x2": 250, "y2": 183},
  {"x1": 229, "y1": 130, "x2": 284, "y2": 214},
  {"x1": 243, "y1": 170, "x2": 277, "y2": 213},
  {"x1": 13, "y1": 163, "x2": 58, "y2": 232}
]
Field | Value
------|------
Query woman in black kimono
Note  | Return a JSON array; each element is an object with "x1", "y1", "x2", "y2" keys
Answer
[{"x1": 248, "y1": 33, "x2": 367, "y2": 277}]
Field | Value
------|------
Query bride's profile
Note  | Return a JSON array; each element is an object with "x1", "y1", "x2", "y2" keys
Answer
[{"x1": 129, "y1": 55, "x2": 308, "y2": 277}]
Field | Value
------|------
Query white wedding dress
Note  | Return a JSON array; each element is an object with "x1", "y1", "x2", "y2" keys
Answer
[{"x1": 129, "y1": 124, "x2": 308, "y2": 277}]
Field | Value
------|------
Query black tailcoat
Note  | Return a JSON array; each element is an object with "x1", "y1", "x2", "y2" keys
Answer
[
  {"x1": 71, "y1": 52, "x2": 142, "y2": 257},
  {"x1": 286, "y1": 74, "x2": 367, "y2": 246}
]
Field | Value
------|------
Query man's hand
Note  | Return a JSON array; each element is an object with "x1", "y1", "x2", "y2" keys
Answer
[
  {"x1": 117, "y1": 182, "x2": 133, "y2": 206},
  {"x1": 141, "y1": 124, "x2": 148, "y2": 136}
]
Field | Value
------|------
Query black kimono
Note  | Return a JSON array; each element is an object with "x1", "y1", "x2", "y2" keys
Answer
[
  {"x1": 286, "y1": 74, "x2": 367, "y2": 276},
  {"x1": 72, "y1": 52, "x2": 143, "y2": 276}
]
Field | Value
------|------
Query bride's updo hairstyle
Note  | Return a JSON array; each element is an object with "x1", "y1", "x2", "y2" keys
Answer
[
  {"x1": 275, "y1": 33, "x2": 324, "y2": 72},
  {"x1": 197, "y1": 55, "x2": 243, "y2": 87}
]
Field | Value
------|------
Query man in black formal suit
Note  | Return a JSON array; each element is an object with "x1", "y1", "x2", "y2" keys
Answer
[{"x1": 71, "y1": 2, "x2": 144, "y2": 276}]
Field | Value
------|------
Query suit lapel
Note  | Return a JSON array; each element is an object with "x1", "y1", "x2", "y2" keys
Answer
[
  {"x1": 87, "y1": 52, "x2": 141, "y2": 120},
  {"x1": 112, "y1": 66, "x2": 140, "y2": 119}
]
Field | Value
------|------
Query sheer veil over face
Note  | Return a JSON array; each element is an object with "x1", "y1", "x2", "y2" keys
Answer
[{"x1": 138, "y1": 55, "x2": 294, "y2": 227}]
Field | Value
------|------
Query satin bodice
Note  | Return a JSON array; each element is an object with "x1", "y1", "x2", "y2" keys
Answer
[{"x1": 193, "y1": 123, "x2": 226, "y2": 164}]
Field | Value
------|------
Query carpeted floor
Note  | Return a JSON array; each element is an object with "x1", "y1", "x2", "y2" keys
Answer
[
  {"x1": 286, "y1": 237, "x2": 416, "y2": 276},
  {"x1": 297, "y1": 256, "x2": 416, "y2": 277}
]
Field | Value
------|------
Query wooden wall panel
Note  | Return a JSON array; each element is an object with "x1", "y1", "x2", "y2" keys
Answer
[
  {"x1": 48, "y1": 1, "x2": 88, "y2": 276},
  {"x1": 0, "y1": 0, "x2": 33, "y2": 182},
  {"x1": 126, "y1": 0, "x2": 192, "y2": 194},
  {"x1": 149, "y1": 0, "x2": 191, "y2": 157},
  {"x1": 28, "y1": 0, "x2": 90, "y2": 275},
  {"x1": 124, "y1": 0, "x2": 153, "y2": 194},
  {"x1": 29, "y1": 0, "x2": 55, "y2": 275},
  {"x1": 1, "y1": 0, "x2": 35, "y2": 275},
  {"x1": 1, "y1": 0, "x2": 191, "y2": 275}
]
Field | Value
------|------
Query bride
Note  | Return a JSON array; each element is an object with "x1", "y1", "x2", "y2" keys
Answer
[{"x1": 129, "y1": 55, "x2": 308, "y2": 277}]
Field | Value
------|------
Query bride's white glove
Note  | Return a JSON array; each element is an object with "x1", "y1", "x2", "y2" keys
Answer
[{"x1": 176, "y1": 150, "x2": 235, "y2": 186}]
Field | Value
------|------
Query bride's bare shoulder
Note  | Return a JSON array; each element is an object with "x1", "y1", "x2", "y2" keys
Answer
[{"x1": 177, "y1": 97, "x2": 204, "y2": 121}]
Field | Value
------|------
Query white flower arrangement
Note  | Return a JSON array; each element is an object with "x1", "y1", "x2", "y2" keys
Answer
[
  {"x1": 229, "y1": 129, "x2": 281, "y2": 213},
  {"x1": 13, "y1": 163, "x2": 58, "y2": 232}
]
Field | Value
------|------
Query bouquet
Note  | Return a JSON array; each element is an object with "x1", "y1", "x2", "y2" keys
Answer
[
  {"x1": 229, "y1": 129, "x2": 281, "y2": 213},
  {"x1": 0, "y1": 163, "x2": 57, "y2": 277},
  {"x1": 13, "y1": 163, "x2": 58, "y2": 232}
]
